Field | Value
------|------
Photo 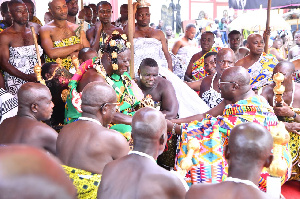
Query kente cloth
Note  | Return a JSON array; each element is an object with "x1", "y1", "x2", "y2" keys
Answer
[
  {"x1": 175, "y1": 95, "x2": 292, "y2": 192},
  {"x1": 64, "y1": 58, "x2": 137, "y2": 141},
  {"x1": 191, "y1": 47, "x2": 221, "y2": 81},
  {"x1": 45, "y1": 36, "x2": 80, "y2": 71},
  {"x1": 201, "y1": 73, "x2": 223, "y2": 108},
  {"x1": 62, "y1": 165, "x2": 101, "y2": 199},
  {"x1": 269, "y1": 47, "x2": 286, "y2": 59},
  {"x1": 4, "y1": 45, "x2": 43, "y2": 97},
  {"x1": 0, "y1": 88, "x2": 18, "y2": 124},
  {"x1": 0, "y1": 20, "x2": 8, "y2": 33},
  {"x1": 289, "y1": 131, "x2": 300, "y2": 180},
  {"x1": 294, "y1": 70, "x2": 300, "y2": 83},
  {"x1": 248, "y1": 52, "x2": 278, "y2": 90}
]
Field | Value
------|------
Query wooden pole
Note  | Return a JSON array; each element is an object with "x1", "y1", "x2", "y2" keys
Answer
[
  {"x1": 128, "y1": 0, "x2": 135, "y2": 79},
  {"x1": 30, "y1": 26, "x2": 41, "y2": 66},
  {"x1": 264, "y1": 0, "x2": 272, "y2": 53},
  {"x1": 81, "y1": 0, "x2": 84, "y2": 10}
]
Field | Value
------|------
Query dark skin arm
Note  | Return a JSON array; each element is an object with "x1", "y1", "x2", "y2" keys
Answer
[
  {"x1": 39, "y1": 26, "x2": 86, "y2": 59},
  {"x1": 199, "y1": 76, "x2": 212, "y2": 97},
  {"x1": 0, "y1": 33, "x2": 36, "y2": 82},
  {"x1": 160, "y1": 80, "x2": 178, "y2": 119},
  {"x1": 185, "y1": 79, "x2": 202, "y2": 92},
  {"x1": 87, "y1": 22, "x2": 102, "y2": 52},
  {"x1": 108, "y1": 129, "x2": 130, "y2": 160},
  {"x1": 270, "y1": 48, "x2": 285, "y2": 61},
  {"x1": 38, "y1": 126, "x2": 58, "y2": 156},
  {"x1": 273, "y1": 104, "x2": 300, "y2": 123},
  {"x1": 159, "y1": 30, "x2": 173, "y2": 71},
  {"x1": 171, "y1": 40, "x2": 182, "y2": 55},
  {"x1": 111, "y1": 112, "x2": 132, "y2": 125},
  {"x1": 185, "y1": 53, "x2": 199, "y2": 82},
  {"x1": 284, "y1": 122, "x2": 300, "y2": 135},
  {"x1": 167, "y1": 100, "x2": 228, "y2": 135},
  {"x1": 0, "y1": 71, "x2": 5, "y2": 89}
]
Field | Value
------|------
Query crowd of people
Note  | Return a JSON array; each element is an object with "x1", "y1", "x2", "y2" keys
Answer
[{"x1": 0, "y1": 0, "x2": 299, "y2": 198}]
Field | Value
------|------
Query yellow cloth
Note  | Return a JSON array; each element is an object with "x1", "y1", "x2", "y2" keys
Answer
[
  {"x1": 45, "y1": 36, "x2": 80, "y2": 70},
  {"x1": 62, "y1": 165, "x2": 101, "y2": 199}
]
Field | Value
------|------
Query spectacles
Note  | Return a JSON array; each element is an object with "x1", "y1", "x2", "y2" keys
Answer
[
  {"x1": 100, "y1": 102, "x2": 120, "y2": 110},
  {"x1": 218, "y1": 79, "x2": 238, "y2": 86}
]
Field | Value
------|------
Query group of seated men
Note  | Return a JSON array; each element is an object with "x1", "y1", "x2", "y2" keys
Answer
[{"x1": 0, "y1": 0, "x2": 299, "y2": 198}]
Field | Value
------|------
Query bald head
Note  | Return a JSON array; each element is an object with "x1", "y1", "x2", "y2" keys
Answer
[
  {"x1": 18, "y1": 83, "x2": 51, "y2": 107},
  {"x1": 274, "y1": 61, "x2": 295, "y2": 75},
  {"x1": 132, "y1": 108, "x2": 167, "y2": 150},
  {"x1": 78, "y1": 48, "x2": 98, "y2": 63},
  {"x1": 0, "y1": 145, "x2": 76, "y2": 199},
  {"x1": 228, "y1": 123, "x2": 273, "y2": 163},
  {"x1": 221, "y1": 66, "x2": 250, "y2": 86},
  {"x1": 247, "y1": 34, "x2": 262, "y2": 43},
  {"x1": 216, "y1": 48, "x2": 235, "y2": 74},
  {"x1": 81, "y1": 82, "x2": 116, "y2": 108}
]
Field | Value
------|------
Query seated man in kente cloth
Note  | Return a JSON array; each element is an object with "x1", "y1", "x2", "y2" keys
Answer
[
  {"x1": 57, "y1": 82, "x2": 129, "y2": 198},
  {"x1": 235, "y1": 34, "x2": 278, "y2": 90},
  {"x1": 261, "y1": 61, "x2": 300, "y2": 181},
  {"x1": 40, "y1": 0, "x2": 90, "y2": 72},
  {"x1": 186, "y1": 123, "x2": 274, "y2": 199},
  {"x1": 185, "y1": 31, "x2": 221, "y2": 81},
  {"x1": 173, "y1": 66, "x2": 291, "y2": 191}
]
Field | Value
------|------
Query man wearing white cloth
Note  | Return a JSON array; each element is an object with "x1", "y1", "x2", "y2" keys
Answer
[{"x1": 133, "y1": 4, "x2": 209, "y2": 117}]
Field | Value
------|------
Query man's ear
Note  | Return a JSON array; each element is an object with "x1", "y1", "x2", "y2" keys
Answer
[
  {"x1": 264, "y1": 155, "x2": 274, "y2": 168},
  {"x1": 224, "y1": 145, "x2": 230, "y2": 161},
  {"x1": 31, "y1": 103, "x2": 38, "y2": 113},
  {"x1": 159, "y1": 134, "x2": 165, "y2": 145},
  {"x1": 45, "y1": 73, "x2": 51, "y2": 80},
  {"x1": 100, "y1": 104, "x2": 108, "y2": 115}
]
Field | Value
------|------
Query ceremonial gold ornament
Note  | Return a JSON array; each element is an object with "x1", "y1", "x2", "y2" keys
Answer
[
  {"x1": 111, "y1": 51, "x2": 118, "y2": 59},
  {"x1": 72, "y1": 55, "x2": 80, "y2": 71},
  {"x1": 112, "y1": 64, "x2": 118, "y2": 70},
  {"x1": 136, "y1": 0, "x2": 151, "y2": 8},
  {"x1": 180, "y1": 138, "x2": 199, "y2": 171},
  {"x1": 110, "y1": 40, "x2": 116, "y2": 47},
  {"x1": 112, "y1": 30, "x2": 120, "y2": 35},
  {"x1": 61, "y1": 89, "x2": 70, "y2": 103},
  {"x1": 126, "y1": 42, "x2": 131, "y2": 48},
  {"x1": 121, "y1": 34, "x2": 127, "y2": 41},
  {"x1": 273, "y1": 72, "x2": 285, "y2": 106},
  {"x1": 34, "y1": 64, "x2": 46, "y2": 85},
  {"x1": 267, "y1": 122, "x2": 290, "y2": 177}
]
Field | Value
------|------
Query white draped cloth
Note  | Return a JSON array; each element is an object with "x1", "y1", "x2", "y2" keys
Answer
[{"x1": 133, "y1": 38, "x2": 209, "y2": 117}]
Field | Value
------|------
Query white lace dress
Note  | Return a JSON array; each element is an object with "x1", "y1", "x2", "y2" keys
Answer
[
  {"x1": 4, "y1": 45, "x2": 43, "y2": 97},
  {"x1": 134, "y1": 38, "x2": 209, "y2": 117},
  {"x1": 174, "y1": 45, "x2": 199, "y2": 80}
]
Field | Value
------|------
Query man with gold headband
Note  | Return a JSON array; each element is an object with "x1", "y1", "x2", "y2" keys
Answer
[{"x1": 40, "y1": 0, "x2": 90, "y2": 71}]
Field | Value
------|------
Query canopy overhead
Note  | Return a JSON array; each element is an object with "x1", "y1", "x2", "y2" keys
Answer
[
  {"x1": 229, "y1": 0, "x2": 300, "y2": 10},
  {"x1": 228, "y1": 10, "x2": 291, "y2": 31}
]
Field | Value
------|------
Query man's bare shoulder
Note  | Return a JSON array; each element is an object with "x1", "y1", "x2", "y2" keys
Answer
[
  {"x1": 186, "y1": 183, "x2": 215, "y2": 199},
  {"x1": 0, "y1": 27, "x2": 14, "y2": 41},
  {"x1": 157, "y1": 76, "x2": 172, "y2": 88},
  {"x1": 202, "y1": 75, "x2": 213, "y2": 85},
  {"x1": 239, "y1": 47, "x2": 250, "y2": 55},
  {"x1": 235, "y1": 55, "x2": 248, "y2": 66}
]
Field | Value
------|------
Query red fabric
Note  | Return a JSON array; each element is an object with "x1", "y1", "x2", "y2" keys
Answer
[{"x1": 281, "y1": 180, "x2": 300, "y2": 199}]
